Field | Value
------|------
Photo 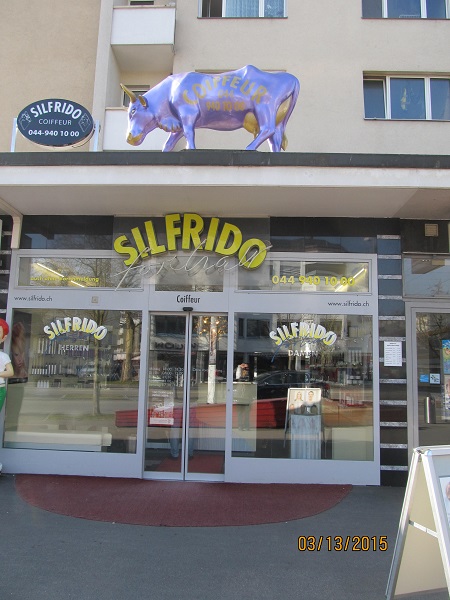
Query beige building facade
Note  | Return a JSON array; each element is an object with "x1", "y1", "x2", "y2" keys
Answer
[{"x1": 0, "y1": 0, "x2": 449, "y2": 485}]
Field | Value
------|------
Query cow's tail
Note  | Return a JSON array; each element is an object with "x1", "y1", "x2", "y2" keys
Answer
[{"x1": 278, "y1": 77, "x2": 300, "y2": 151}]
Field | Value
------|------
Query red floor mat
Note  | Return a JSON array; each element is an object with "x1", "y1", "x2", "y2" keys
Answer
[
  {"x1": 156, "y1": 454, "x2": 225, "y2": 474},
  {"x1": 15, "y1": 474, "x2": 352, "y2": 527}
]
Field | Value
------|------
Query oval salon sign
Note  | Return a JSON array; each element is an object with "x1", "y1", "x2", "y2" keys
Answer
[{"x1": 17, "y1": 98, "x2": 94, "y2": 147}]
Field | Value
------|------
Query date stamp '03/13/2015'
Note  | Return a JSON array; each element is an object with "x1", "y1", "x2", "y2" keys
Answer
[{"x1": 298, "y1": 536, "x2": 388, "y2": 552}]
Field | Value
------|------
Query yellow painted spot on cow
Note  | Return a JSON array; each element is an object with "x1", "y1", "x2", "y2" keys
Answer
[
  {"x1": 240, "y1": 80, "x2": 255, "y2": 96},
  {"x1": 251, "y1": 86, "x2": 268, "y2": 104},
  {"x1": 192, "y1": 84, "x2": 207, "y2": 99},
  {"x1": 182, "y1": 89, "x2": 197, "y2": 105}
]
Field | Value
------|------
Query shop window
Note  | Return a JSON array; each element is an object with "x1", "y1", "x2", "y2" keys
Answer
[
  {"x1": 232, "y1": 312, "x2": 374, "y2": 461},
  {"x1": 200, "y1": 0, "x2": 285, "y2": 17},
  {"x1": 3, "y1": 309, "x2": 142, "y2": 454},
  {"x1": 362, "y1": 0, "x2": 448, "y2": 18},
  {"x1": 238, "y1": 257, "x2": 370, "y2": 293},
  {"x1": 403, "y1": 255, "x2": 450, "y2": 297},
  {"x1": 17, "y1": 256, "x2": 143, "y2": 290},
  {"x1": 364, "y1": 76, "x2": 450, "y2": 120}
]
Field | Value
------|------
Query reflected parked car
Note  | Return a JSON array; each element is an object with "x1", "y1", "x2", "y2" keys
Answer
[
  {"x1": 255, "y1": 370, "x2": 311, "y2": 399},
  {"x1": 253, "y1": 370, "x2": 329, "y2": 428},
  {"x1": 77, "y1": 364, "x2": 98, "y2": 383},
  {"x1": 255, "y1": 370, "x2": 329, "y2": 400}
]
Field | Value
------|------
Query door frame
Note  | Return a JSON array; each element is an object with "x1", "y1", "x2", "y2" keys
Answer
[
  {"x1": 143, "y1": 310, "x2": 228, "y2": 482},
  {"x1": 406, "y1": 300, "x2": 450, "y2": 458}
]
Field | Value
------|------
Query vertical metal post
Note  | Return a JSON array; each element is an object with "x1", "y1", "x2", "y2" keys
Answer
[
  {"x1": 10, "y1": 118, "x2": 18, "y2": 152},
  {"x1": 92, "y1": 120, "x2": 100, "y2": 151}
]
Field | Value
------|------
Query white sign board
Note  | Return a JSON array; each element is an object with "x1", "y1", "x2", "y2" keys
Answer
[
  {"x1": 386, "y1": 446, "x2": 450, "y2": 598},
  {"x1": 384, "y1": 341, "x2": 403, "y2": 367}
]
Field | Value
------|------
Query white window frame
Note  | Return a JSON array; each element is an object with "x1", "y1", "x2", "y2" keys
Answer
[
  {"x1": 364, "y1": 75, "x2": 450, "y2": 120},
  {"x1": 363, "y1": 77, "x2": 387, "y2": 119},
  {"x1": 199, "y1": 0, "x2": 286, "y2": 18},
  {"x1": 381, "y1": 0, "x2": 449, "y2": 18}
]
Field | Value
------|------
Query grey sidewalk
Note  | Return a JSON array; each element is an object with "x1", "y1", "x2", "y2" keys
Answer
[{"x1": 0, "y1": 475, "x2": 447, "y2": 600}]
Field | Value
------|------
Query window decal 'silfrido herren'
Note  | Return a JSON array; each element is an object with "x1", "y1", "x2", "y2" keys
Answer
[
  {"x1": 121, "y1": 65, "x2": 299, "y2": 152},
  {"x1": 17, "y1": 99, "x2": 94, "y2": 147}
]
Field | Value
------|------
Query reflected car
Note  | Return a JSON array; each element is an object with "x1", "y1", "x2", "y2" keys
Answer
[
  {"x1": 254, "y1": 370, "x2": 329, "y2": 428},
  {"x1": 255, "y1": 370, "x2": 310, "y2": 399},
  {"x1": 77, "y1": 364, "x2": 98, "y2": 383},
  {"x1": 255, "y1": 370, "x2": 329, "y2": 399}
]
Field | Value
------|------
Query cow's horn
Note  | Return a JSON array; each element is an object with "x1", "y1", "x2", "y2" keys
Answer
[
  {"x1": 120, "y1": 83, "x2": 136, "y2": 103},
  {"x1": 138, "y1": 95, "x2": 148, "y2": 108}
]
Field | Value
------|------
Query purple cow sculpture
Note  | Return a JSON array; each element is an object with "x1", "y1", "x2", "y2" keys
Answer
[{"x1": 121, "y1": 65, "x2": 299, "y2": 152}]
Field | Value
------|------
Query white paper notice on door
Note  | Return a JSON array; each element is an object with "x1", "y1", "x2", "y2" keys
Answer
[{"x1": 384, "y1": 341, "x2": 403, "y2": 367}]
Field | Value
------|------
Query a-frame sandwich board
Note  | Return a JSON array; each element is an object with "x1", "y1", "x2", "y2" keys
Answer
[{"x1": 386, "y1": 446, "x2": 450, "y2": 598}]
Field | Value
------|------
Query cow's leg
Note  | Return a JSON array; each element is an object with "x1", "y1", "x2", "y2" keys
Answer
[
  {"x1": 246, "y1": 126, "x2": 276, "y2": 151},
  {"x1": 176, "y1": 107, "x2": 199, "y2": 150},
  {"x1": 163, "y1": 131, "x2": 184, "y2": 152},
  {"x1": 181, "y1": 124, "x2": 196, "y2": 150},
  {"x1": 245, "y1": 106, "x2": 276, "y2": 151},
  {"x1": 267, "y1": 127, "x2": 283, "y2": 152}
]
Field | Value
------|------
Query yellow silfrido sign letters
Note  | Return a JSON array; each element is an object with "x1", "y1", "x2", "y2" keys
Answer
[
  {"x1": 113, "y1": 213, "x2": 269, "y2": 269},
  {"x1": 43, "y1": 317, "x2": 108, "y2": 341},
  {"x1": 269, "y1": 322, "x2": 338, "y2": 347}
]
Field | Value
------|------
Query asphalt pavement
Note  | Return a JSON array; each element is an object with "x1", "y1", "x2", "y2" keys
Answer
[{"x1": 0, "y1": 474, "x2": 448, "y2": 600}]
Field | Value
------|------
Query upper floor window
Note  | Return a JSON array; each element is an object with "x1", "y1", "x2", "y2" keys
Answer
[
  {"x1": 201, "y1": 0, "x2": 285, "y2": 18},
  {"x1": 363, "y1": 76, "x2": 450, "y2": 120},
  {"x1": 122, "y1": 85, "x2": 149, "y2": 107},
  {"x1": 362, "y1": 0, "x2": 448, "y2": 18}
]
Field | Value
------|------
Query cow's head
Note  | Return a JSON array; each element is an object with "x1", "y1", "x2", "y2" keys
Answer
[{"x1": 121, "y1": 84, "x2": 156, "y2": 146}]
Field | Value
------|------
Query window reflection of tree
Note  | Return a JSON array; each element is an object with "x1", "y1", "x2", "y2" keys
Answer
[
  {"x1": 91, "y1": 309, "x2": 106, "y2": 415},
  {"x1": 417, "y1": 313, "x2": 450, "y2": 362},
  {"x1": 89, "y1": 309, "x2": 141, "y2": 415},
  {"x1": 32, "y1": 256, "x2": 142, "y2": 289}
]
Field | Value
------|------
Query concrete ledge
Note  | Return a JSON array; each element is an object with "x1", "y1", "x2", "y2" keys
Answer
[{"x1": 2, "y1": 151, "x2": 450, "y2": 169}]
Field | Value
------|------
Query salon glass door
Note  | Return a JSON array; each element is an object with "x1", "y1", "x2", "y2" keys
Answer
[
  {"x1": 145, "y1": 313, "x2": 227, "y2": 481},
  {"x1": 410, "y1": 307, "x2": 450, "y2": 450}
]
